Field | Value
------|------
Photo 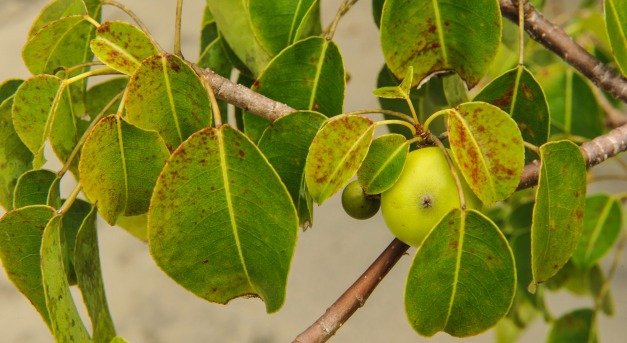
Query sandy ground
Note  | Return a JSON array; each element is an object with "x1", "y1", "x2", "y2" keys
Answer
[{"x1": 0, "y1": 1, "x2": 626, "y2": 342}]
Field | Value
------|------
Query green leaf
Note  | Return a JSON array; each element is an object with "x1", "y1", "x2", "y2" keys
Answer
[
  {"x1": 539, "y1": 68, "x2": 603, "y2": 140},
  {"x1": 91, "y1": 20, "x2": 159, "y2": 75},
  {"x1": 572, "y1": 194, "x2": 622, "y2": 270},
  {"x1": 75, "y1": 205, "x2": 117, "y2": 342},
  {"x1": 23, "y1": 15, "x2": 95, "y2": 75},
  {"x1": 373, "y1": 66, "x2": 413, "y2": 99},
  {"x1": 357, "y1": 134, "x2": 408, "y2": 194},
  {"x1": 405, "y1": 209, "x2": 516, "y2": 337},
  {"x1": 0, "y1": 79, "x2": 24, "y2": 103},
  {"x1": 28, "y1": 0, "x2": 102, "y2": 39},
  {"x1": 547, "y1": 309, "x2": 597, "y2": 343},
  {"x1": 380, "y1": 0, "x2": 501, "y2": 88},
  {"x1": 41, "y1": 215, "x2": 90, "y2": 342},
  {"x1": 243, "y1": 36, "x2": 345, "y2": 142},
  {"x1": 85, "y1": 77, "x2": 128, "y2": 118},
  {"x1": 258, "y1": 111, "x2": 327, "y2": 229},
  {"x1": 198, "y1": 36, "x2": 232, "y2": 78},
  {"x1": 116, "y1": 213, "x2": 148, "y2": 242},
  {"x1": 0, "y1": 205, "x2": 57, "y2": 328},
  {"x1": 0, "y1": 91, "x2": 33, "y2": 211},
  {"x1": 605, "y1": 0, "x2": 627, "y2": 75},
  {"x1": 60, "y1": 198, "x2": 92, "y2": 286},
  {"x1": 149, "y1": 125, "x2": 298, "y2": 313},
  {"x1": 530, "y1": 140, "x2": 586, "y2": 287},
  {"x1": 305, "y1": 115, "x2": 375, "y2": 204},
  {"x1": 562, "y1": 264, "x2": 615, "y2": 316},
  {"x1": 12, "y1": 75, "x2": 80, "y2": 170},
  {"x1": 474, "y1": 66, "x2": 550, "y2": 158},
  {"x1": 13, "y1": 169, "x2": 59, "y2": 208},
  {"x1": 249, "y1": 0, "x2": 319, "y2": 55},
  {"x1": 442, "y1": 73, "x2": 469, "y2": 108},
  {"x1": 125, "y1": 54, "x2": 212, "y2": 151},
  {"x1": 204, "y1": 0, "x2": 272, "y2": 76},
  {"x1": 372, "y1": 0, "x2": 384, "y2": 28},
  {"x1": 79, "y1": 115, "x2": 170, "y2": 225},
  {"x1": 448, "y1": 102, "x2": 525, "y2": 205}
]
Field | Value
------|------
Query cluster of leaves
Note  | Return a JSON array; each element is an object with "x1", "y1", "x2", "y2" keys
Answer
[{"x1": 0, "y1": 0, "x2": 624, "y2": 342}]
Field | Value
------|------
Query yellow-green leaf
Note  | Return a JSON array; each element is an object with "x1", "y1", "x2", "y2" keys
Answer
[
  {"x1": 357, "y1": 134, "x2": 408, "y2": 195},
  {"x1": 605, "y1": 0, "x2": 627, "y2": 75},
  {"x1": 149, "y1": 125, "x2": 298, "y2": 313}
]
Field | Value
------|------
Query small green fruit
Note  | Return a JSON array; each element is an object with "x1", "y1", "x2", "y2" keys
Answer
[
  {"x1": 381, "y1": 147, "x2": 480, "y2": 247},
  {"x1": 342, "y1": 180, "x2": 381, "y2": 220}
]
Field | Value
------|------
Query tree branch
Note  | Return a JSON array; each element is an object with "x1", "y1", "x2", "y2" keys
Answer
[
  {"x1": 499, "y1": 0, "x2": 627, "y2": 103},
  {"x1": 293, "y1": 239, "x2": 410, "y2": 343}
]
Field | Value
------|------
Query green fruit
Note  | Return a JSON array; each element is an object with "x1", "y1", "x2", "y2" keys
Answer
[
  {"x1": 342, "y1": 180, "x2": 381, "y2": 220},
  {"x1": 381, "y1": 147, "x2": 480, "y2": 247}
]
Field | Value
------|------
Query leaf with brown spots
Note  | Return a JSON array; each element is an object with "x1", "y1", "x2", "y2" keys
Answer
[
  {"x1": 448, "y1": 102, "x2": 524, "y2": 205},
  {"x1": 357, "y1": 133, "x2": 409, "y2": 195},
  {"x1": 148, "y1": 125, "x2": 298, "y2": 313},
  {"x1": 530, "y1": 140, "x2": 587, "y2": 288},
  {"x1": 305, "y1": 115, "x2": 375, "y2": 204},
  {"x1": 91, "y1": 20, "x2": 159, "y2": 75},
  {"x1": 79, "y1": 115, "x2": 170, "y2": 225},
  {"x1": 0, "y1": 205, "x2": 57, "y2": 329},
  {"x1": 125, "y1": 54, "x2": 213, "y2": 150},
  {"x1": 474, "y1": 66, "x2": 550, "y2": 162},
  {"x1": 13, "y1": 169, "x2": 59, "y2": 209},
  {"x1": 41, "y1": 214, "x2": 90, "y2": 342},
  {"x1": 380, "y1": 0, "x2": 501, "y2": 88},
  {"x1": 405, "y1": 209, "x2": 516, "y2": 337}
]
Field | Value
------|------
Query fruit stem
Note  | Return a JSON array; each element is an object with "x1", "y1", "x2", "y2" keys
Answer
[
  {"x1": 375, "y1": 120, "x2": 416, "y2": 136},
  {"x1": 430, "y1": 134, "x2": 467, "y2": 210},
  {"x1": 422, "y1": 109, "x2": 450, "y2": 134},
  {"x1": 343, "y1": 109, "x2": 415, "y2": 123}
]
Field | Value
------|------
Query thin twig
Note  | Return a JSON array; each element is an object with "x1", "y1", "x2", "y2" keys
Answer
[
  {"x1": 102, "y1": 0, "x2": 165, "y2": 54},
  {"x1": 499, "y1": 0, "x2": 627, "y2": 103},
  {"x1": 323, "y1": 0, "x2": 359, "y2": 40},
  {"x1": 293, "y1": 239, "x2": 409, "y2": 343},
  {"x1": 174, "y1": 0, "x2": 184, "y2": 57}
]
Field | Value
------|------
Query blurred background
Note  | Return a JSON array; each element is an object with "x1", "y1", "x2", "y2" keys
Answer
[{"x1": 0, "y1": 0, "x2": 625, "y2": 342}]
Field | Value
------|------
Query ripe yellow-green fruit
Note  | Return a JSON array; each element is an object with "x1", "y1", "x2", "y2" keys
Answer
[
  {"x1": 381, "y1": 147, "x2": 480, "y2": 247},
  {"x1": 341, "y1": 180, "x2": 381, "y2": 220}
]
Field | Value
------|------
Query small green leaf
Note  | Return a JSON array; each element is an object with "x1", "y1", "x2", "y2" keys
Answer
[
  {"x1": 28, "y1": 0, "x2": 89, "y2": 38},
  {"x1": 572, "y1": 194, "x2": 622, "y2": 270},
  {"x1": 474, "y1": 66, "x2": 550, "y2": 158},
  {"x1": 243, "y1": 36, "x2": 345, "y2": 142},
  {"x1": 448, "y1": 102, "x2": 525, "y2": 205},
  {"x1": 405, "y1": 209, "x2": 516, "y2": 337},
  {"x1": 258, "y1": 111, "x2": 327, "y2": 229},
  {"x1": 531, "y1": 140, "x2": 586, "y2": 287},
  {"x1": 380, "y1": 0, "x2": 501, "y2": 88},
  {"x1": 75, "y1": 205, "x2": 117, "y2": 342},
  {"x1": 149, "y1": 125, "x2": 298, "y2": 313},
  {"x1": 79, "y1": 115, "x2": 170, "y2": 225},
  {"x1": 547, "y1": 309, "x2": 597, "y2": 343},
  {"x1": 442, "y1": 73, "x2": 469, "y2": 108},
  {"x1": 13, "y1": 169, "x2": 59, "y2": 208},
  {"x1": 91, "y1": 20, "x2": 159, "y2": 75},
  {"x1": 0, "y1": 91, "x2": 33, "y2": 211},
  {"x1": 373, "y1": 66, "x2": 413, "y2": 99},
  {"x1": 605, "y1": 0, "x2": 627, "y2": 75},
  {"x1": 0, "y1": 205, "x2": 57, "y2": 328},
  {"x1": 23, "y1": 15, "x2": 95, "y2": 75},
  {"x1": 41, "y1": 215, "x2": 90, "y2": 342},
  {"x1": 357, "y1": 134, "x2": 408, "y2": 194},
  {"x1": 125, "y1": 54, "x2": 212, "y2": 150},
  {"x1": 305, "y1": 115, "x2": 375, "y2": 204}
]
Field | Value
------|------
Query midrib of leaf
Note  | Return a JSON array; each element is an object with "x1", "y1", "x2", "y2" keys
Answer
[
  {"x1": 115, "y1": 116, "x2": 130, "y2": 215},
  {"x1": 38, "y1": 81, "x2": 66, "y2": 159},
  {"x1": 308, "y1": 41, "x2": 328, "y2": 111},
  {"x1": 444, "y1": 210, "x2": 465, "y2": 328},
  {"x1": 96, "y1": 37, "x2": 142, "y2": 69},
  {"x1": 537, "y1": 157, "x2": 554, "y2": 276},
  {"x1": 608, "y1": 0, "x2": 627, "y2": 58},
  {"x1": 160, "y1": 56, "x2": 184, "y2": 143},
  {"x1": 287, "y1": 0, "x2": 305, "y2": 45},
  {"x1": 364, "y1": 142, "x2": 407, "y2": 191},
  {"x1": 199, "y1": 38, "x2": 221, "y2": 61},
  {"x1": 42, "y1": 17, "x2": 86, "y2": 73},
  {"x1": 584, "y1": 199, "x2": 613, "y2": 264},
  {"x1": 431, "y1": 0, "x2": 449, "y2": 64},
  {"x1": 564, "y1": 71, "x2": 573, "y2": 133},
  {"x1": 450, "y1": 109, "x2": 495, "y2": 200},
  {"x1": 508, "y1": 66, "x2": 524, "y2": 115},
  {"x1": 318, "y1": 124, "x2": 372, "y2": 201},
  {"x1": 217, "y1": 129, "x2": 256, "y2": 294}
]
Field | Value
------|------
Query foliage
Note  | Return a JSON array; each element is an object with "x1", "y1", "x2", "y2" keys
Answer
[{"x1": 0, "y1": 0, "x2": 625, "y2": 342}]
